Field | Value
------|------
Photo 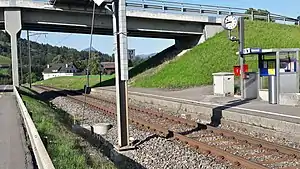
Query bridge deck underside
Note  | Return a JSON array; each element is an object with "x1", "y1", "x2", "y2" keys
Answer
[{"x1": 0, "y1": 8, "x2": 205, "y2": 39}]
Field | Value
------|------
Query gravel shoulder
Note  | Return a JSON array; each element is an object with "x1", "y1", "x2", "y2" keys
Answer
[{"x1": 44, "y1": 93, "x2": 234, "y2": 169}]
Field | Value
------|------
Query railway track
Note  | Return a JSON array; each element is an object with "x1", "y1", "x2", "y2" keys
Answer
[{"x1": 34, "y1": 85, "x2": 300, "y2": 169}]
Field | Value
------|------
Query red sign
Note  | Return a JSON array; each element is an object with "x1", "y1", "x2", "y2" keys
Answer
[{"x1": 233, "y1": 64, "x2": 248, "y2": 76}]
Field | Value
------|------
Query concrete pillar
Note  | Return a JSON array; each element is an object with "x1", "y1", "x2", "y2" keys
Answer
[
  {"x1": 4, "y1": 9, "x2": 22, "y2": 87},
  {"x1": 175, "y1": 25, "x2": 224, "y2": 50},
  {"x1": 175, "y1": 36, "x2": 202, "y2": 49},
  {"x1": 199, "y1": 25, "x2": 224, "y2": 44}
]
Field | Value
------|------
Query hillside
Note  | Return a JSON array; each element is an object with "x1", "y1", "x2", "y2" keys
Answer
[
  {"x1": 132, "y1": 21, "x2": 300, "y2": 88},
  {"x1": 0, "y1": 55, "x2": 10, "y2": 65}
]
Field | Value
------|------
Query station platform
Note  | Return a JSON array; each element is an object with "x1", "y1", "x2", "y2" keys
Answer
[
  {"x1": 0, "y1": 90, "x2": 33, "y2": 169},
  {"x1": 91, "y1": 86, "x2": 300, "y2": 136}
]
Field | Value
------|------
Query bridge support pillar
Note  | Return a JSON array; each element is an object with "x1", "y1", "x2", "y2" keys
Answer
[
  {"x1": 199, "y1": 25, "x2": 224, "y2": 44},
  {"x1": 175, "y1": 36, "x2": 202, "y2": 49},
  {"x1": 175, "y1": 25, "x2": 223, "y2": 49},
  {"x1": 4, "y1": 9, "x2": 22, "y2": 87}
]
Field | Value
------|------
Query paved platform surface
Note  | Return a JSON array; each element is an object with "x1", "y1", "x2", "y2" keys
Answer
[
  {"x1": 0, "y1": 91, "x2": 33, "y2": 169},
  {"x1": 92, "y1": 86, "x2": 300, "y2": 122},
  {"x1": 0, "y1": 85, "x2": 13, "y2": 92}
]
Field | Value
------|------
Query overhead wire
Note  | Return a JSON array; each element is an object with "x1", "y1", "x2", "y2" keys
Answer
[{"x1": 54, "y1": 33, "x2": 73, "y2": 46}]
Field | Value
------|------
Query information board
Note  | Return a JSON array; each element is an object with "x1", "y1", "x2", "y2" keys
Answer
[{"x1": 259, "y1": 59, "x2": 276, "y2": 76}]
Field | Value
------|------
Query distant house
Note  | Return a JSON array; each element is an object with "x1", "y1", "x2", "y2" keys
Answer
[
  {"x1": 42, "y1": 63, "x2": 78, "y2": 80},
  {"x1": 101, "y1": 62, "x2": 115, "y2": 75}
]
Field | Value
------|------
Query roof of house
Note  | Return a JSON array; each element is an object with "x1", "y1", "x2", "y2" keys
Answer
[
  {"x1": 43, "y1": 63, "x2": 77, "y2": 73},
  {"x1": 101, "y1": 62, "x2": 115, "y2": 69}
]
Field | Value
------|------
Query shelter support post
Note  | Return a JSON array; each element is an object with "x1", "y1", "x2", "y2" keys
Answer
[
  {"x1": 296, "y1": 50, "x2": 300, "y2": 92},
  {"x1": 4, "y1": 9, "x2": 22, "y2": 88},
  {"x1": 276, "y1": 51, "x2": 280, "y2": 103},
  {"x1": 238, "y1": 17, "x2": 245, "y2": 99}
]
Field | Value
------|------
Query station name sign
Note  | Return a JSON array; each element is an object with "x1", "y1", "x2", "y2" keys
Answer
[{"x1": 240, "y1": 48, "x2": 262, "y2": 55}]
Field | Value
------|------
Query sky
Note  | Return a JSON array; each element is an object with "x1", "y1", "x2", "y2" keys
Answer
[{"x1": 20, "y1": 0, "x2": 300, "y2": 56}]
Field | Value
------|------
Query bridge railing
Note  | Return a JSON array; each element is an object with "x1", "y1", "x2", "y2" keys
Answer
[
  {"x1": 126, "y1": 0, "x2": 299, "y2": 25},
  {"x1": 1, "y1": 0, "x2": 299, "y2": 25},
  {"x1": 14, "y1": 86, "x2": 55, "y2": 169}
]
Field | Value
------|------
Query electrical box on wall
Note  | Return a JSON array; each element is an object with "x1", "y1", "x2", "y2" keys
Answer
[{"x1": 212, "y1": 72, "x2": 234, "y2": 96}]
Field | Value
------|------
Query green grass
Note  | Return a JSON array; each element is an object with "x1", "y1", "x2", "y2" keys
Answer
[
  {"x1": 0, "y1": 55, "x2": 10, "y2": 65},
  {"x1": 0, "y1": 68, "x2": 9, "y2": 75},
  {"x1": 132, "y1": 21, "x2": 300, "y2": 88},
  {"x1": 34, "y1": 75, "x2": 114, "y2": 90},
  {"x1": 20, "y1": 88, "x2": 116, "y2": 169}
]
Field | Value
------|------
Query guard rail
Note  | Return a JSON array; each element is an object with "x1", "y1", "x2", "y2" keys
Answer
[{"x1": 14, "y1": 86, "x2": 55, "y2": 169}]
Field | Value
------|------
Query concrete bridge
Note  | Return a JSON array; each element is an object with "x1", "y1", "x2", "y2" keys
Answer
[{"x1": 0, "y1": 0, "x2": 298, "y2": 87}]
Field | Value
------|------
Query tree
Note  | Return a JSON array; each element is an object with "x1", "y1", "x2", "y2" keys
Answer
[{"x1": 245, "y1": 8, "x2": 273, "y2": 22}]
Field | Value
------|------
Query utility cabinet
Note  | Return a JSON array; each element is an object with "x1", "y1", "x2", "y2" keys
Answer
[
  {"x1": 243, "y1": 72, "x2": 258, "y2": 100},
  {"x1": 212, "y1": 72, "x2": 234, "y2": 96}
]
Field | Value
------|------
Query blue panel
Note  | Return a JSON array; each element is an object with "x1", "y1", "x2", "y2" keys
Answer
[{"x1": 260, "y1": 68, "x2": 269, "y2": 76}]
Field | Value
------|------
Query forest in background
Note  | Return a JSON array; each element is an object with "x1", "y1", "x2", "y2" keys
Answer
[{"x1": 0, "y1": 31, "x2": 148, "y2": 84}]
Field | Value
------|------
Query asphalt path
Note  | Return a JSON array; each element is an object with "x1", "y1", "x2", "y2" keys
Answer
[{"x1": 0, "y1": 86, "x2": 33, "y2": 169}]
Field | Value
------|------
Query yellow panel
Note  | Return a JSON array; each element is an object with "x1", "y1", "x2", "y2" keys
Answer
[{"x1": 268, "y1": 69, "x2": 275, "y2": 75}]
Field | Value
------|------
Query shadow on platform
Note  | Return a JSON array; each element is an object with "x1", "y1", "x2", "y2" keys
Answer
[{"x1": 210, "y1": 98, "x2": 253, "y2": 127}]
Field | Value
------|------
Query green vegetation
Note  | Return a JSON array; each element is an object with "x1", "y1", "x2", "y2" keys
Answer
[
  {"x1": 132, "y1": 21, "x2": 300, "y2": 88},
  {"x1": 0, "y1": 55, "x2": 10, "y2": 65},
  {"x1": 0, "y1": 31, "x2": 114, "y2": 83},
  {"x1": 0, "y1": 68, "x2": 9, "y2": 75},
  {"x1": 34, "y1": 75, "x2": 114, "y2": 90},
  {"x1": 20, "y1": 88, "x2": 116, "y2": 169}
]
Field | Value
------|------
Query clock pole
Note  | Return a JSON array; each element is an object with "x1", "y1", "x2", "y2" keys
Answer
[{"x1": 238, "y1": 17, "x2": 245, "y2": 99}]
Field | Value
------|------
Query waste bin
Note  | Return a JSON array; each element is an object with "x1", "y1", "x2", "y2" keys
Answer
[{"x1": 268, "y1": 75, "x2": 277, "y2": 104}]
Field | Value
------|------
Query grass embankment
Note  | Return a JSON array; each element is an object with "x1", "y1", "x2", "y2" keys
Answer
[
  {"x1": 132, "y1": 21, "x2": 300, "y2": 88},
  {"x1": 0, "y1": 68, "x2": 9, "y2": 75},
  {"x1": 34, "y1": 75, "x2": 114, "y2": 90},
  {"x1": 20, "y1": 88, "x2": 116, "y2": 169},
  {"x1": 0, "y1": 55, "x2": 10, "y2": 65}
]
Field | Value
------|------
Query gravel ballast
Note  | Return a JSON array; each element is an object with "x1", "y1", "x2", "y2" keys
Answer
[{"x1": 50, "y1": 96, "x2": 233, "y2": 169}]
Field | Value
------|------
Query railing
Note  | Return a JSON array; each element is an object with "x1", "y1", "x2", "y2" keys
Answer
[
  {"x1": 125, "y1": 0, "x2": 299, "y2": 25},
  {"x1": 1, "y1": 0, "x2": 299, "y2": 25},
  {"x1": 14, "y1": 86, "x2": 55, "y2": 169}
]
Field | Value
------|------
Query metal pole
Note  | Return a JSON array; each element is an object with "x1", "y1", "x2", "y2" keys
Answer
[
  {"x1": 19, "y1": 38, "x2": 23, "y2": 85},
  {"x1": 87, "y1": 2, "x2": 96, "y2": 88},
  {"x1": 27, "y1": 30, "x2": 32, "y2": 88},
  {"x1": 238, "y1": 17, "x2": 245, "y2": 99},
  {"x1": 113, "y1": 0, "x2": 130, "y2": 149},
  {"x1": 276, "y1": 51, "x2": 280, "y2": 103},
  {"x1": 99, "y1": 58, "x2": 102, "y2": 85},
  {"x1": 296, "y1": 50, "x2": 299, "y2": 92}
]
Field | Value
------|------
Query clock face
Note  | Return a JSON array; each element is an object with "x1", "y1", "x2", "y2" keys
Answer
[{"x1": 222, "y1": 15, "x2": 238, "y2": 30}]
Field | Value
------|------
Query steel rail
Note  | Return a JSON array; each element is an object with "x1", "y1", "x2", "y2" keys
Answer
[
  {"x1": 34, "y1": 85, "x2": 275, "y2": 168},
  {"x1": 36, "y1": 85, "x2": 300, "y2": 158}
]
